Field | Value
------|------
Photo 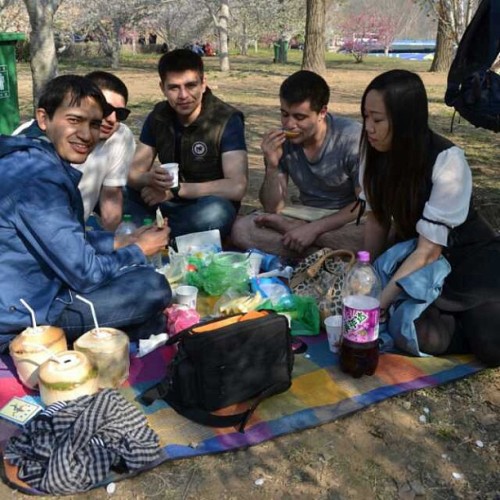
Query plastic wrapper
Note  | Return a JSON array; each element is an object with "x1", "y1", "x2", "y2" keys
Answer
[
  {"x1": 187, "y1": 252, "x2": 250, "y2": 296},
  {"x1": 159, "y1": 247, "x2": 187, "y2": 286},
  {"x1": 166, "y1": 304, "x2": 201, "y2": 335},
  {"x1": 214, "y1": 289, "x2": 265, "y2": 316},
  {"x1": 259, "y1": 294, "x2": 320, "y2": 336},
  {"x1": 250, "y1": 277, "x2": 291, "y2": 303}
]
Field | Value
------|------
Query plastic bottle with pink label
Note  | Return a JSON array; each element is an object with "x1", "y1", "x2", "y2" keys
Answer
[{"x1": 340, "y1": 251, "x2": 381, "y2": 378}]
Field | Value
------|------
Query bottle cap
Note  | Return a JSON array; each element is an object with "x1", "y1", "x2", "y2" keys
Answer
[
  {"x1": 143, "y1": 218, "x2": 154, "y2": 226},
  {"x1": 123, "y1": 214, "x2": 132, "y2": 222},
  {"x1": 357, "y1": 251, "x2": 370, "y2": 262}
]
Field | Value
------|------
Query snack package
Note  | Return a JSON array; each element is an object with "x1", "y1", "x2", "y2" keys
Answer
[
  {"x1": 166, "y1": 304, "x2": 201, "y2": 335},
  {"x1": 214, "y1": 290, "x2": 264, "y2": 315}
]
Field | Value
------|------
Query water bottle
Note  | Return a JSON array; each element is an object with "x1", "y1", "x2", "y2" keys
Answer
[
  {"x1": 340, "y1": 250, "x2": 381, "y2": 378},
  {"x1": 115, "y1": 214, "x2": 137, "y2": 245},
  {"x1": 142, "y1": 217, "x2": 163, "y2": 268}
]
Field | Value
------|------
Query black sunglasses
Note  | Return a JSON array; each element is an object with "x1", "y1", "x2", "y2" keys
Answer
[{"x1": 104, "y1": 103, "x2": 131, "y2": 122}]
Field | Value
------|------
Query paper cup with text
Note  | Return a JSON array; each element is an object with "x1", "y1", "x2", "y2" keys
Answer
[
  {"x1": 175, "y1": 285, "x2": 198, "y2": 310},
  {"x1": 324, "y1": 315, "x2": 343, "y2": 353},
  {"x1": 160, "y1": 163, "x2": 179, "y2": 188}
]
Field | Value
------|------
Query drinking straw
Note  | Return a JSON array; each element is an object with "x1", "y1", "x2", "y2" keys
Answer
[
  {"x1": 75, "y1": 295, "x2": 106, "y2": 338},
  {"x1": 19, "y1": 299, "x2": 41, "y2": 334},
  {"x1": 21, "y1": 342, "x2": 63, "y2": 364}
]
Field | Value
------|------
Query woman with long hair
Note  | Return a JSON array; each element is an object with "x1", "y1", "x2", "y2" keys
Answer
[{"x1": 359, "y1": 69, "x2": 500, "y2": 366}]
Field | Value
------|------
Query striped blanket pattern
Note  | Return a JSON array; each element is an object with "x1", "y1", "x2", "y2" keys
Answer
[{"x1": 0, "y1": 333, "x2": 483, "y2": 491}]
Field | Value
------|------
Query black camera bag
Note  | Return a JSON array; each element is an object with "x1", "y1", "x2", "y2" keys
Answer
[{"x1": 141, "y1": 311, "x2": 297, "y2": 432}]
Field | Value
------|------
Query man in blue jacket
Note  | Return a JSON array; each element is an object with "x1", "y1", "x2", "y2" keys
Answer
[{"x1": 0, "y1": 75, "x2": 171, "y2": 348}]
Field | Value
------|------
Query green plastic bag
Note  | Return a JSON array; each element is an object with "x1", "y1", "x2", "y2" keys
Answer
[
  {"x1": 259, "y1": 294, "x2": 320, "y2": 336},
  {"x1": 186, "y1": 252, "x2": 250, "y2": 296}
]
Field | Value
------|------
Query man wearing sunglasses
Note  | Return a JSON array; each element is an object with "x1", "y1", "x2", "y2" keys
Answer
[
  {"x1": 13, "y1": 71, "x2": 134, "y2": 231},
  {"x1": 0, "y1": 75, "x2": 170, "y2": 346}
]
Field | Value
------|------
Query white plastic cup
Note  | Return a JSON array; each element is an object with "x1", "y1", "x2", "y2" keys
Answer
[
  {"x1": 160, "y1": 163, "x2": 179, "y2": 188},
  {"x1": 175, "y1": 285, "x2": 198, "y2": 309},
  {"x1": 324, "y1": 315, "x2": 343, "y2": 353},
  {"x1": 247, "y1": 252, "x2": 264, "y2": 277}
]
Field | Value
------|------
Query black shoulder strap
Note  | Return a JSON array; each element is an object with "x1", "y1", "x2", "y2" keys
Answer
[
  {"x1": 141, "y1": 379, "x2": 290, "y2": 433},
  {"x1": 168, "y1": 381, "x2": 290, "y2": 433}
]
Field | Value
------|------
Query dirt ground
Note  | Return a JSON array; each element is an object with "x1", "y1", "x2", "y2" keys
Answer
[{"x1": 3, "y1": 54, "x2": 499, "y2": 499}]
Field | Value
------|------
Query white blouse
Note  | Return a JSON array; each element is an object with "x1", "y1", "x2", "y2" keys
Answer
[{"x1": 359, "y1": 146, "x2": 472, "y2": 246}]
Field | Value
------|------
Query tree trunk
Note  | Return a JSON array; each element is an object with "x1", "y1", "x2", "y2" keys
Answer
[
  {"x1": 218, "y1": 0, "x2": 230, "y2": 72},
  {"x1": 241, "y1": 20, "x2": 248, "y2": 56},
  {"x1": 111, "y1": 20, "x2": 121, "y2": 69},
  {"x1": 23, "y1": 0, "x2": 62, "y2": 110},
  {"x1": 302, "y1": 0, "x2": 326, "y2": 75},
  {"x1": 430, "y1": 17, "x2": 455, "y2": 72}
]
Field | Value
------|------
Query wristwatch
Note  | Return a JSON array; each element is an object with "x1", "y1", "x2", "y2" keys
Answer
[{"x1": 170, "y1": 185, "x2": 180, "y2": 198}]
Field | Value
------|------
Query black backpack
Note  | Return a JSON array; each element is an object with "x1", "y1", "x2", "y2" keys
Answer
[{"x1": 444, "y1": 0, "x2": 500, "y2": 132}]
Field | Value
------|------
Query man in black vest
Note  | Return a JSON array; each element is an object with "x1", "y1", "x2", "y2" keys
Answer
[{"x1": 126, "y1": 49, "x2": 248, "y2": 240}]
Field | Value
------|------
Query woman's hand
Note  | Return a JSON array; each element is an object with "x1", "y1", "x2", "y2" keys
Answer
[{"x1": 380, "y1": 235, "x2": 443, "y2": 310}]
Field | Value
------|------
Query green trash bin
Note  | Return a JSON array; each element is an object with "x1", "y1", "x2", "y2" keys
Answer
[
  {"x1": 279, "y1": 40, "x2": 289, "y2": 64},
  {"x1": 273, "y1": 42, "x2": 281, "y2": 63},
  {"x1": 0, "y1": 33, "x2": 26, "y2": 135}
]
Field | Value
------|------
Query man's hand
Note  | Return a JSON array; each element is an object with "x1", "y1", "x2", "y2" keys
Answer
[
  {"x1": 261, "y1": 129, "x2": 286, "y2": 170},
  {"x1": 141, "y1": 186, "x2": 174, "y2": 206},
  {"x1": 282, "y1": 223, "x2": 320, "y2": 254},
  {"x1": 135, "y1": 225, "x2": 170, "y2": 256},
  {"x1": 148, "y1": 164, "x2": 176, "y2": 191}
]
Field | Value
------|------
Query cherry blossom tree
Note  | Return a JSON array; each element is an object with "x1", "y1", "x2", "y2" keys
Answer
[
  {"x1": 373, "y1": 0, "x2": 421, "y2": 55},
  {"x1": 339, "y1": 12, "x2": 381, "y2": 63},
  {"x1": 337, "y1": 0, "x2": 424, "y2": 63}
]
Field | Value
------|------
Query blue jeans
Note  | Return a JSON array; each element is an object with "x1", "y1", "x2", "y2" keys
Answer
[
  {"x1": 125, "y1": 188, "x2": 239, "y2": 240},
  {"x1": 51, "y1": 267, "x2": 171, "y2": 343}
]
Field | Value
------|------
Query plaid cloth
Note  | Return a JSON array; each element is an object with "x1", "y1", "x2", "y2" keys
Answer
[{"x1": 4, "y1": 389, "x2": 160, "y2": 494}]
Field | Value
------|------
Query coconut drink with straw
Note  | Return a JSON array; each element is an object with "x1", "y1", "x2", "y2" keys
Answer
[
  {"x1": 38, "y1": 350, "x2": 99, "y2": 405},
  {"x1": 9, "y1": 299, "x2": 67, "y2": 389},
  {"x1": 73, "y1": 295, "x2": 130, "y2": 388}
]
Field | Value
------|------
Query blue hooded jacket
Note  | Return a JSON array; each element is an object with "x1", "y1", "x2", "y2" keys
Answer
[{"x1": 0, "y1": 135, "x2": 146, "y2": 332}]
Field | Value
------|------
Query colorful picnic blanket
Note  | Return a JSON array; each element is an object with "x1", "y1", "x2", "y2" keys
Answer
[{"x1": 0, "y1": 334, "x2": 484, "y2": 493}]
